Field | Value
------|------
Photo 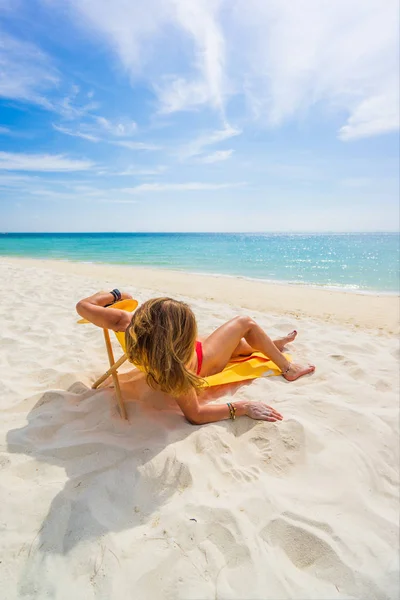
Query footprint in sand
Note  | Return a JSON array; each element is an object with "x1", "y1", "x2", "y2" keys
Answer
[
  {"x1": 194, "y1": 431, "x2": 231, "y2": 456},
  {"x1": 391, "y1": 347, "x2": 400, "y2": 360},
  {"x1": 217, "y1": 454, "x2": 262, "y2": 483},
  {"x1": 146, "y1": 453, "x2": 193, "y2": 493},
  {"x1": 248, "y1": 420, "x2": 306, "y2": 476},
  {"x1": 250, "y1": 436, "x2": 273, "y2": 462},
  {"x1": 374, "y1": 379, "x2": 391, "y2": 392},
  {"x1": 330, "y1": 353, "x2": 345, "y2": 361},
  {"x1": 185, "y1": 504, "x2": 250, "y2": 565},
  {"x1": 260, "y1": 514, "x2": 380, "y2": 598},
  {"x1": 0, "y1": 454, "x2": 11, "y2": 469},
  {"x1": 330, "y1": 354, "x2": 357, "y2": 368},
  {"x1": 261, "y1": 516, "x2": 352, "y2": 577}
]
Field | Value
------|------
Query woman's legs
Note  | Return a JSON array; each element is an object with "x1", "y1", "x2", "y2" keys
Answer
[
  {"x1": 230, "y1": 330, "x2": 297, "y2": 358},
  {"x1": 201, "y1": 316, "x2": 314, "y2": 380}
]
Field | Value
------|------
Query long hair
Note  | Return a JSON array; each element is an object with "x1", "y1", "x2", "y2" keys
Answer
[{"x1": 125, "y1": 298, "x2": 203, "y2": 396}]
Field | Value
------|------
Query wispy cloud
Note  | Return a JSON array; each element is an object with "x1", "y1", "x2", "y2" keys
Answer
[
  {"x1": 198, "y1": 149, "x2": 233, "y2": 163},
  {"x1": 112, "y1": 140, "x2": 161, "y2": 151},
  {"x1": 117, "y1": 165, "x2": 166, "y2": 176},
  {"x1": 56, "y1": 85, "x2": 99, "y2": 120},
  {"x1": 95, "y1": 116, "x2": 137, "y2": 137},
  {"x1": 0, "y1": 31, "x2": 100, "y2": 121},
  {"x1": 101, "y1": 198, "x2": 139, "y2": 204},
  {"x1": 0, "y1": 30, "x2": 58, "y2": 109},
  {"x1": 26, "y1": 188, "x2": 135, "y2": 203},
  {"x1": 156, "y1": 1, "x2": 225, "y2": 114},
  {"x1": 231, "y1": 0, "x2": 399, "y2": 139},
  {"x1": 0, "y1": 152, "x2": 94, "y2": 172},
  {"x1": 61, "y1": 0, "x2": 399, "y2": 140},
  {"x1": 0, "y1": 173, "x2": 40, "y2": 187},
  {"x1": 338, "y1": 89, "x2": 400, "y2": 140},
  {"x1": 121, "y1": 181, "x2": 244, "y2": 193},
  {"x1": 181, "y1": 124, "x2": 241, "y2": 160},
  {"x1": 52, "y1": 124, "x2": 100, "y2": 142},
  {"x1": 52, "y1": 122, "x2": 159, "y2": 149},
  {"x1": 0, "y1": 126, "x2": 12, "y2": 135},
  {"x1": 63, "y1": 0, "x2": 225, "y2": 116}
]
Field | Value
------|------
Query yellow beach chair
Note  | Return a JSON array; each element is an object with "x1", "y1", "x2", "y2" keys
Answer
[{"x1": 78, "y1": 298, "x2": 289, "y2": 419}]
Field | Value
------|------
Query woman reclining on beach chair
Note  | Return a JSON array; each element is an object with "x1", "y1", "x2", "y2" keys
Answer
[{"x1": 76, "y1": 289, "x2": 315, "y2": 425}]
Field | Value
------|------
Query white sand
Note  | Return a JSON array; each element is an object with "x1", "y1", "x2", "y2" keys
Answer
[{"x1": 0, "y1": 257, "x2": 399, "y2": 600}]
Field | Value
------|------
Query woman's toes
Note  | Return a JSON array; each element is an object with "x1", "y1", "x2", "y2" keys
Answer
[{"x1": 283, "y1": 330, "x2": 297, "y2": 345}]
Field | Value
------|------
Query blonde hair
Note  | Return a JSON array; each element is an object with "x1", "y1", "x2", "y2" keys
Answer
[{"x1": 125, "y1": 298, "x2": 203, "y2": 397}]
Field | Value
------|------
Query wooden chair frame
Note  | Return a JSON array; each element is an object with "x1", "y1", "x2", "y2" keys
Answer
[
  {"x1": 92, "y1": 329, "x2": 129, "y2": 419},
  {"x1": 78, "y1": 298, "x2": 139, "y2": 420}
]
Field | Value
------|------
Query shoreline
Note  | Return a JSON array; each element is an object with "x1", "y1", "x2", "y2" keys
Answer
[
  {"x1": 1, "y1": 253, "x2": 399, "y2": 296},
  {"x1": 2, "y1": 253, "x2": 399, "y2": 296},
  {"x1": 67, "y1": 260, "x2": 400, "y2": 297},
  {"x1": 4, "y1": 256, "x2": 399, "y2": 333}
]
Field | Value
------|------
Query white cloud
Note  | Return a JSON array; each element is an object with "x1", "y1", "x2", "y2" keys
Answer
[
  {"x1": 198, "y1": 149, "x2": 233, "y2": 163},
  {"x1": 52, "y1": 124, "x2": 100, "y2": 142},
  {"x1": 52, "y1": 123, "x2": 158, "y2": 149},
  {"x1": 100, "y1": 198, "x2": 139, "y2": 204},
  {"x1": 338, "y1": 87, "x2": 400, "y2": 140},
  {"x1": 26, "y1": 188, "x2": 133, "y2": 203},
  {"x1": 182, "y1": 124, "x2": 240, "y2": 159},
  {"x1": 0, "y1": 173, "x2": 40, "y2": 187},
  {"x1": 121, "y1": 181, "x2": 244, "y2": 193},
  {"x1": 13, "y1": 181, "x2": 140, "y2": 203},
  {"x1": 229, "y1": 0, "x2": 399, "y2": 138},
  {"x1": 96, "y1": 116, "x2": 137, "y2": 136},
  {"x1": 0, "y1": 31, "x2": 58, "y2": 109},
  {"x1": 56, "y1": 85, "x2": 99, "y2": 119},
  {"x1": 62, "y1": 0, "x2": 225, "y2": 115},
  {"x1": 117, "y1": 165, "x2": 166, "y2": 175},
  {"x1": 0, "y1": 31, "x2": 100, "y2": 119},
  {"x1": 0, "y1": 152, "x2": 94, "y2": 171},
  {"x1": 156, "y1": 0, "x2": 226, "y2": 114},
  {"x1": 59, "y1": 0, "x2": 399, "y2": 139},
  {"x1": 112, "y1": 140, "x2": 161, "y2": 151},
  {"x1": 0, "y1": 126, "x2": 12, "y2": 135}
]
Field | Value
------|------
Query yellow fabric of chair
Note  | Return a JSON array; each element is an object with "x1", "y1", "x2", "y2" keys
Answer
[{"x1": 204, "y1": 352, "x2": 288, "y2": 386}]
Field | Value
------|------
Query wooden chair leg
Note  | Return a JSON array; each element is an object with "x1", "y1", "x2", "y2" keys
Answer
[
  {"x1": 102, "y1": 329, "x2": 128, "y2": 420},
  {"x1": 111, "y1": 369, "x2": 127, "y2": 420},
  {"x1": 92, "y1": 354, "x2": 128, "y2": 389}
]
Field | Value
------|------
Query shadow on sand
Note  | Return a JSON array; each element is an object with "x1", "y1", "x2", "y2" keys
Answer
[{"x1": 7, "y1": 371, "x2": 255, "y2": 557}]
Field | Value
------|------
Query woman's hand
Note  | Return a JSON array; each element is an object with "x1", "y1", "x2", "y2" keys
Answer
[
  {"x1": 120, "y1": 291, "x2": 133, "y2": 300},
  {"x1": 244, "y1": 401, "x2": 283, "y2": 422}
]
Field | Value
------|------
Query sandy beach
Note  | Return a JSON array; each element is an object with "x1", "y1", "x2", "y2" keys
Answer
[{"x1": 0, "y1": 257, "x2": 399, "y2": 600}]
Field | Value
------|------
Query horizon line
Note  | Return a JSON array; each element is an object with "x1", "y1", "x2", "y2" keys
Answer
[{"x1": 1, "y1": 231, "x2": 399, "y2": 235}]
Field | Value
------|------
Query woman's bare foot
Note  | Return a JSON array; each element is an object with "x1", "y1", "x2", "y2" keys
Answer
[
  {"x1": 274, "y1": 330, "x2": 297, "y2": 351},
  {"x1": 283, "y1": 362, "x2": 315, "y2": 381}
]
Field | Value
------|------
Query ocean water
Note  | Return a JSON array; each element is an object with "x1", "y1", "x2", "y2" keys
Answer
[{"x1": 0, "y1": 233, "x2": 398, "y2": 293}]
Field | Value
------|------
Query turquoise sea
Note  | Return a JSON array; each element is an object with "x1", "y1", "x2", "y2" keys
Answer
[{"x1": 0, "y1": 233, "x2": 398, "y2": 293}]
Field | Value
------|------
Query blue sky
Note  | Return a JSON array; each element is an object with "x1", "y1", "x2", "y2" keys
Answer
[{"x1": 0, "y1": 0, "x2": 399, "y2": 232}]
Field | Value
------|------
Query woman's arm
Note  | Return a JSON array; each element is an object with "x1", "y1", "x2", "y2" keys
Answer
[
  {"x1": 175, "y1": 388, "x2": 283, "y2": 425},
  {"x1": 76, "y1": 290, "x2": 133, "y2": 332}
]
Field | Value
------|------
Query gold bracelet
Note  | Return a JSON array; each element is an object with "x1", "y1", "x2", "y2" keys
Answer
[{"x1": 227, "y1": 402, "x2": 236, "y2": 420}]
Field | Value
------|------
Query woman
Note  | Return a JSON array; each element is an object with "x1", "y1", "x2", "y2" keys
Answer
[{"x1": 76, "y1": 289, "x2": 315, "y2": 425}]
